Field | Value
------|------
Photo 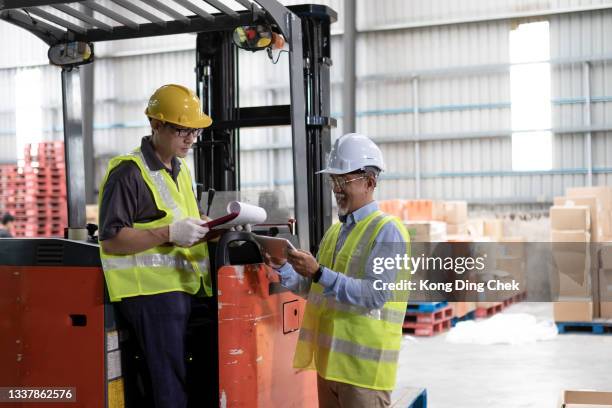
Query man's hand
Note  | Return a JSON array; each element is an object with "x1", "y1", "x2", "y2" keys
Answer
[
  {"x1": 287, "y1": 249, "x2": 319, "y2": 278},
  {"x1": 169, "y1": 218, "x2": 209, "y2": 247},
  {"x1": 263, "y1": 252, "x2": 286, "y2": 269}
]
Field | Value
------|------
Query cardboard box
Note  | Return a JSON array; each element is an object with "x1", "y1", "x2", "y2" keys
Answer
[
  {"x1": 86, "y1": 204, "x2": 98, "y2": 224},
  {"x1": 379, "y1": 199, "x2": 407, "y2": 219},
  {"x1": 567, "y1": 186, "x2": 612, "y2": 210},
  {"x1": 554, "y1": 196, "x2": 610, "y2": 241},
  {"x1": 499, "y1": 237, "x2": 526, "y2": 258},
  {"x1": 496, "y1": 255, "x2": 524, "y2": 277},
  {"x1": 554, "y1": 302, "x2": 593, "y2": 322},
  {"x1": 551, "y1": 231, "x2": 591, "y2": 242},
  {"x1": 550, "y1": 206, "x2": 591, "y2": 232},
  {"x1": 404, "y1": 200, "x2": 444, "y2": 221},
  {"x1": 601, "y1": 244, "x2": 612, "y2": 269},
  {"x1": 551, "y1": 232, "x2": 591, "y2": 298},
  {"x1": 443, "y1": 201, "x2": 468, "y2": 224},
  {"x1": 466, "y1": 219, "x2": 485, "y2": 237},
  {"x1": 483, "y1": 219, "x2": 504, "y2": 240},
  {"x1": 559, "y1": 390, "x2": 612, "y2": 407},
  {"x1": 403, "y1": 221, "x2": 446, "y2": 242},
  {"x1": 601, "y1": 302, "x2": 612, "y2": 319},
  {"x1": 596, "y1": 211, "x2": 612, "y2": 241},
  {"x1": 446, "y1": 223, "x2": 467, "y2": 235},
  {"x1": 449, "y1": 302, "x2": 476, "y2": 318},
  {"x1": 599, "y1": 267, "x2": 612, "y2": 319}
]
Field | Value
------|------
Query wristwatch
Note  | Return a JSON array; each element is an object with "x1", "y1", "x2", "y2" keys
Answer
[{"x1": 313, "y1": 265, "x2": 323, "y2": 283}]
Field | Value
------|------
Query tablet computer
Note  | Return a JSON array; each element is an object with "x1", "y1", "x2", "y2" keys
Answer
[{"x1": 253, "y1": 235, "x2": 296, "y2": 259}]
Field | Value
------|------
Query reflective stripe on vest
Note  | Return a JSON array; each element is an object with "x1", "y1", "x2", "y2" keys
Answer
[
  {"x1": 343, "y1": 213, "x2": 385, "y2": 277},
  {"x1": 299, "y1": 328, "x2": 400, "y2": 363},
  {"x1": 101, "y1": 253, "x2": 209, "y2": 275},
  {"x1": 132, "y1": 150, "x2": 183, "y2": 221},
  {"x1": 305, "y1": 292, "x2": 405, "y2": 325}
]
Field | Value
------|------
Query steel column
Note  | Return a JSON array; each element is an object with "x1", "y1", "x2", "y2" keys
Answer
[
  {"x1": 287, "y1": 14, "x2": 311, "y2": 250},
  {"x1": 80, "y1": 4, "x2": 95, "y2": 204},
  {"x1": 412, "y1": 77, "x2": 421, "y2": 198},
  {"x1": 61, "y1": 68, "x2": 87, "y2": 238},
  {"x1": 342, "y1": 0, "x2": 356, "y2": 134},
  {"x1": 583, "y1": 61, "x2": 593, "y2": 186}
]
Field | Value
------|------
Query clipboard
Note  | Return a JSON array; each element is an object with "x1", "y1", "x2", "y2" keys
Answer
[
  {"x1": 203, "y1": 212, "x2": 239, "y2": 229},
  {"x1": 197, "y1": 212, "x2": 239, "y2": 242}
]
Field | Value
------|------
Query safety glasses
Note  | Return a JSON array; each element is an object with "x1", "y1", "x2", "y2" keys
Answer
[
  {"x1": 164, "y1": 123, "x2": 202, "y2": 139},
  {"x1": 326, "y1": 174, "x2": 367, "y2": 190}
]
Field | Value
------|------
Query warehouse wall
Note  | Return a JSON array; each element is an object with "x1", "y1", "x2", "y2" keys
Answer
[{"x1": 0, "y1": 0, "x2": 611, "y2": 210}]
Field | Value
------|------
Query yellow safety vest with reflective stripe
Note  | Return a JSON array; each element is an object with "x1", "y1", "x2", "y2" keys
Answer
[
  {"x1": 98, "y1": 148, "x2": 212, "y2": 302},
  {"x1": 294, "y1": 210, "x2": 410, "y2": 391}
]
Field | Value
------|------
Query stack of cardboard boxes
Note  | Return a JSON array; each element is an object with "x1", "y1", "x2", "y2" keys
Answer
[
  {"x1": 403, "y1": 220, "x2": 446, "y2": 242},
  {"x1": 551, "y1": 186, "x2": 612, "y2": 321},
  {"x1": 442, "y1": 201, "x2": 468, "y2": 235},
  {"x1": 599, "y1": 245, "x2": 612, "y2": 319}
]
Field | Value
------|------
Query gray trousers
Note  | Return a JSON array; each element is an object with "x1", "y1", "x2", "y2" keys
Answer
[{"x1": 317, "y1": 375, "x2": 391, "y2": 408}]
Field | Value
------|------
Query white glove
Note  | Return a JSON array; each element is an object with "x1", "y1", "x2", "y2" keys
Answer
[{"x1": 169, "y1": 218, "x2": 209, "y2": 247}]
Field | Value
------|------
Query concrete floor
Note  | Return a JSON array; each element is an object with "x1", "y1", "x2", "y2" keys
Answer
[{"x1": 395, "y1": 302, "x2": 612, "y2": 408}]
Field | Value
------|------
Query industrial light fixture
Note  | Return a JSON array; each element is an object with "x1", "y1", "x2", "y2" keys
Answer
[{"x1": 48, "y1": 41, "x2": 94, "y2": 67}]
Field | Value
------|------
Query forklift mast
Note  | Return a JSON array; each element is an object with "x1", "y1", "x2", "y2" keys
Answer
[
  {"x1": 0, "y1": 0, "x2": 336, "y2": 251},
  {"x1": 194, "y1": 5, "x2": 336, "y2": 253}
]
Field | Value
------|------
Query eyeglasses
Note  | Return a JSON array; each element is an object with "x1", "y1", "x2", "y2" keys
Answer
[
  {"x1": 326, "y1": 174, "x2": 367, "y2": 190},
  {"x1": 164, "y1": 123, "x2": 203, "y2": 139}
]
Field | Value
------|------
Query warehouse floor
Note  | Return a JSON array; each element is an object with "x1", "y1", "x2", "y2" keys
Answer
[{"x1": 395, "y1": 303, "x2": 612, "y2": 408}]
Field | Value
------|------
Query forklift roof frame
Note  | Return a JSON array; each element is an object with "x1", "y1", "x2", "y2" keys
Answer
[{"x1": 0, "y1": 0, "x2": 314, "y2": 248}]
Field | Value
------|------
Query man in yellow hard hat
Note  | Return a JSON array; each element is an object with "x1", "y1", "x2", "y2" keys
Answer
[{"x1": 98, "y1": 84, "x2": 212, "y2": 408}]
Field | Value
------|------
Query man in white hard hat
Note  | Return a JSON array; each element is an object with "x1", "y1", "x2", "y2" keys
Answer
[{"x1": 266, "y1": 133, "x2": 410, "y2": 408}]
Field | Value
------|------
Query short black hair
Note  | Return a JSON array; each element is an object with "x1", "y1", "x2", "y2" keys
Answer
[{"x1": 2, "y1": 213, "x2": 15, "y2": 225}]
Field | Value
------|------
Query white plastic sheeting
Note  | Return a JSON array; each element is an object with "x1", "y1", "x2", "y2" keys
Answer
[{"x1": 446, "y1": 313, "x2": 558, "y2": 345}]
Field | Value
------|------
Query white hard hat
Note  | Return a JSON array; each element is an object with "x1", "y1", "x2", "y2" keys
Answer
[{"x1": 317, "y1": 133, "x2": 385, "y2": 175}]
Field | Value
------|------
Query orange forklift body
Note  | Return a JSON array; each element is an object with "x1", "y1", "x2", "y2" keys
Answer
[
  {"x1": 217, "y1": 263, "x2": 317, "y2": 407},
  {"x1": 0, "y1": 239, "x2": 317, "y2": 407}
]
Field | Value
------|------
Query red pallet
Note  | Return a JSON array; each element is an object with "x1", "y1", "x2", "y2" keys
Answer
[
  {"x1": 24, "y1": 185, "x2": 67, "y2": 195},
  {"x1": 26, "y1": 141, "x2": 64, "y2": 149},
  {"x1": 475, "y1": 292, "x2": 527, "y2": 319},
  {"x1": 23, "y1": 195, "x2": 67, "y2": 203},
  {"x1": 15, "y1": 215, "x2": 66, "y2": 224},
  {"x1": 23, "y1": 169, "x2": 66, "y2": 177},
  {"x1": 474, "y1": 303, "x2": 504, "y2": 318},
  {"x1": 16, "y1": 211, "x2": 67, "y2": 221},
  {"x1": 18, "y1": 201, "x2": 65, "y2": 209},
  {"x1": 404, "y1": 305, "x2": 453, "y2": 324},
  {"x1": 403, "y1": 319, "x2": 452, "y2": 337},
  {"x1": 502, "y1": 291, "x2": 527, "y2": 308}
]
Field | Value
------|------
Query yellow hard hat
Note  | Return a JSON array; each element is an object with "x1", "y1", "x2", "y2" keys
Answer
[{"x1": 145, "y1": 84, "x2": 212, "y2": 128}]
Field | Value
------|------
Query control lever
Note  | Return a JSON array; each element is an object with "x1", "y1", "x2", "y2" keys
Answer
[{"x1": 206, "y1": 188, "x2": 216, "y2": 217}]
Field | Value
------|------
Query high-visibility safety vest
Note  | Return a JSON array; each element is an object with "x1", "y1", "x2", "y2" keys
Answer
[
  {"x1": 98, "y1": 148, "x2": 211, "y2": 302},
  {"x1": 294, "y1": 210, "x2": 410, "y2": 391}
]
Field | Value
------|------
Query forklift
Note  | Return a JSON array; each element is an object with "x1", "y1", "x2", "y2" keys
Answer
[{"x1": 0, "y1": 1, "x2": 336, "y2": 406}]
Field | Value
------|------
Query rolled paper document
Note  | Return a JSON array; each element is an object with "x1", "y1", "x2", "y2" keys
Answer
[{"x1": 223, "y1": 201, "x2": 267, "y2": 226}]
